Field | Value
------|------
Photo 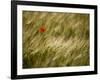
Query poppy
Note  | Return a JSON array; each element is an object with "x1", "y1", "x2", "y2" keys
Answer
[{"x1": 38, "y1": 26, "x2": 46, "y2": 33}]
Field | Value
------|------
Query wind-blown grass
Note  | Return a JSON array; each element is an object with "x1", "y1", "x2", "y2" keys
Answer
[{"x1": 22, "y1": 11, "x2": 89, "y2": 68}]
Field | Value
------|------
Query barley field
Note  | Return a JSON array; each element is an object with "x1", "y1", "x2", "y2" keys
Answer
[{"x1": 22, "y1": 11, "x2": 90, "y2": 68}]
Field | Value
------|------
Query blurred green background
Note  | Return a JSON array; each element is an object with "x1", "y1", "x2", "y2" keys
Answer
[{"x1": 22, "y1": 11, "x2": 89, "y2": 68}]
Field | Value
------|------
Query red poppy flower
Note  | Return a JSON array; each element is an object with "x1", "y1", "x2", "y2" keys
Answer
[{"x1": 38, "y1": 26, "x2": 46, "y2": 33}]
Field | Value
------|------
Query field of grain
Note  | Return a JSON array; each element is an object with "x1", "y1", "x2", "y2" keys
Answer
[{"x1": 22, "y1": 11, "x2": 90, "y2": 68}]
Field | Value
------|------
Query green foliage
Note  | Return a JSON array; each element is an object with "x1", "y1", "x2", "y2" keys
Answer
[{"x1": 22, "y1": 11, "x2": 89, "y2": 68}]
